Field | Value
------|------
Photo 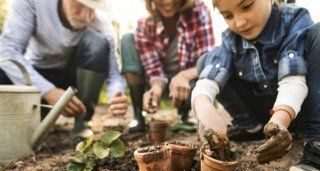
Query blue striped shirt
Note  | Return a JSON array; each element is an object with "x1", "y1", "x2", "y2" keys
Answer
[{"x1": 0, "y1": 0, "x2": 126, "y2": 98}]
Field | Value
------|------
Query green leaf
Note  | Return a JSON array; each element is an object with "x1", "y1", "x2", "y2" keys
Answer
[
  {"x1": 109, "y1": 139, "x2": 125, "y2": 158},
  {"x1": 93, "y1": 142, "x2": 110, "y2": 159},
  {"x1": 76, "y1": 142, "x2": 86, "y2": 153},
  {"x1": 84, "y1": 135, "x2": 94, "y2": 149},
  {"x1": 84, "y1": 154, "x2": 96, "y2": 171},
  {"x1": 101, "y1": 131, "x2": 121, "y2": 146},
  {"x1": 66, "y1": 161, "x2": 85, "y2": 171},
  {"x1": 70, "y1": 154, "x2": 86, "y2": 164}
]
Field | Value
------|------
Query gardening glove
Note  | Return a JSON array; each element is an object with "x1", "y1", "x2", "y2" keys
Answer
[
  {"x1": 198, "y1": 122, "x2": 232, "y2": 161},
  {"x1": 255, "y1": 122, "x2": 292, "y2": 163}
]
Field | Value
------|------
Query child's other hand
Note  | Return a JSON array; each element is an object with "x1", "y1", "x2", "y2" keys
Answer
[{"x1": 255, "y1": 122, "x2": 292, "y2": 163}]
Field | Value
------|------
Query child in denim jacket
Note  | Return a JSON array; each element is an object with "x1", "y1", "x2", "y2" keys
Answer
[{"x1": 192, "y1": 0, "x2": 320, "y2": 169}]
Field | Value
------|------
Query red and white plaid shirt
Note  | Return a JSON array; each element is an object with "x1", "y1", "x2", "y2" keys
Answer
[{"x1": 134, "y1": 1, "x2": 215, "y2": 82}]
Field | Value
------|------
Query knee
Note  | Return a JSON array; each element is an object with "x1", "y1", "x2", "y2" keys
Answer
[
  {"x1": 121, "y1": 33, "x2": 134, "y2": 47},
  {"x1": 80, "y1": 31, "x2": 110, "y2": 58},
  {"x1": 77, "y1": 31, "x2": 111, "y2": 72}
]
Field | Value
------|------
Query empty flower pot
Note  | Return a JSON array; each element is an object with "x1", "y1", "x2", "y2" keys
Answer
[
  {"x1": 148, "y1": 121, "x2": 169, "y2": 143},
  {"x1": 166, "y1": 141, "x2": 197, "y2": 171},
  {"x1": 134, "y1": 145, "x2": 171, "y2": 171},
  {"x1": 200, "y1": 153, "x2": 238, "y2": 171}
]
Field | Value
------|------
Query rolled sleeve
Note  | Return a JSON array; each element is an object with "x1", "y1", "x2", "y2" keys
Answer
[
  {"x1": 278, "y1": 8, "x2": 313, "y2": 80},
  {"x1": 199, "y1": 43, "x2": 233, "y2": 88}
]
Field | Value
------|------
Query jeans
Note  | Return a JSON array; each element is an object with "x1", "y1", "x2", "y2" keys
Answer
[
  {"x1": 0, "y1": 30, "x2": 110, "y2": 119},
  {"x1": 198, "y1": 23, "x2": 320, "y2": 141}
]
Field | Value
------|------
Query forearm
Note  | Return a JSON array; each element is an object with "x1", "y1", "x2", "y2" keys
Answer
[
  {"x1": 193, "y1": 95, "x2": 227, "y2": 137},
  {"x1": 179, "y1": 67, "x2": 198, "y2": 81},
  {"x1": 270, "y1": 75, "x2": 308, "y2": 128}
]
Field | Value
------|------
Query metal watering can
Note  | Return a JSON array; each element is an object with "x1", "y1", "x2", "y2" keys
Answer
[{"x1": 0, "y1": 57, "x2": 77, "y2": 162}]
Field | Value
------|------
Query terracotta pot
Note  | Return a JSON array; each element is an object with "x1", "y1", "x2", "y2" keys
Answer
[
  {"x1": 166, "y1": 142, "x2": 197, "y2": 171},
  {"x1": 148, "y1": 121, "x2": 169, "y2": 143},
  {"x1": 201, "y1": 153, "x2": 238, "y2": 171},
  {"x1": 134, "y1": 145, "x2": 171, "y2": 171}
]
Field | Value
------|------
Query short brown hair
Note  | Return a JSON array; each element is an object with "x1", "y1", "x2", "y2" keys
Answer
[{"x1": 145, "y1": 0, "x2": 195, "y2": 18}]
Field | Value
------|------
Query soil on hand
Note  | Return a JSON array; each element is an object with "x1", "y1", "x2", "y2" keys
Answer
[
  {"x1": 204, "y1": 129, "x2": 236, "y2": 162},
  {"x1": 0, "y1": 106, "x2": 304, "y2": 171}
]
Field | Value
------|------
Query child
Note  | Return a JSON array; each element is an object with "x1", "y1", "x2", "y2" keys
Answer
[{"x1": 192, "y1": 0, "x2": 320, "y2": 170}]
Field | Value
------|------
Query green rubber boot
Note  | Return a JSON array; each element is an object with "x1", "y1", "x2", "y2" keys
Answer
[
  {"x1": 71, "y1": 68, "x2": 106, "y2": 139},
  {"x1": 127, "y1": 84, "x2": 146, "y2": 134}
]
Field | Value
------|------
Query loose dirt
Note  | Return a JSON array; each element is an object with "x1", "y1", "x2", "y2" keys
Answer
[{"x1": 0, "y1": 106, "x2": 304, "y2": 171}]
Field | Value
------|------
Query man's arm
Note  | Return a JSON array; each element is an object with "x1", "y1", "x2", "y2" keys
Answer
[{"x1": 0, "y1": 0, "x2": 56, "y2": 96}]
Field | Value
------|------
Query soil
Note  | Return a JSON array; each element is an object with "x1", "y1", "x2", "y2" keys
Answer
[
  {"x1": 167, "y1": 141, "x2": 197, "y2": 149},
  {"x1": 203, "y1": 129, "x2": 236, "y2": 162},
  {"x1": 0, "y1": 106, "x2": 304, "y2": 171},
  {"x1": 136, "y1": 146, "x2": 169, "y2": 164}
]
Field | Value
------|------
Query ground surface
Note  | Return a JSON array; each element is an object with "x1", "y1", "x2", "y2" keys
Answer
[{"x1": 0, "y1": 105, "x2": 304, "y2": 171}]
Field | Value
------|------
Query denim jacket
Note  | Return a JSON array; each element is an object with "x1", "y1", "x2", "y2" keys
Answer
[{"x1": 199, "y1": 4, "x2": 314, "y2": 95}]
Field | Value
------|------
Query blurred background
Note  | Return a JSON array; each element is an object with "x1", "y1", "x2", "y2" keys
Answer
[{"x1": 0, "y1": 0, "x2": 319, "y2": 103}]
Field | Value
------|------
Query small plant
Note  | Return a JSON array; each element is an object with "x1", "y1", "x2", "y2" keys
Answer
[{"x1": 66, "y1": 131, "x2": 125, "y2": 171}]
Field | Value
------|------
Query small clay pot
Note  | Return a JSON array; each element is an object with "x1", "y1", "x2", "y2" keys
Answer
[
  {"x1": 148, "y1": 121, "x2": 169, "y2": 143},
  {"x1": 166, "y1": 141, "x2": 197, "y2": 171},
  {"x1": 134, "y1": 145, "x2": 171, "y2": 171},
  {"x1": 200, "y1": 153, "x2": 238, "y2": 171}
]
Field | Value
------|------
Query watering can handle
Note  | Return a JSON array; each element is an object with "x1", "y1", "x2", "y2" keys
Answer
[{"x1": 0, "y1": 57, "x2": 31, "y2": 86}]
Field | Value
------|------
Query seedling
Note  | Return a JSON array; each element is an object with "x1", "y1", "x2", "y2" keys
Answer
[{"x1": 66, "y1": 131, "x2": 125, "y2": 171}]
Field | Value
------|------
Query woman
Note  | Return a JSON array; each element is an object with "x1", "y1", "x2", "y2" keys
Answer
[{"x1": 121, "y1": 0, "x2": 215, "y2": 133}]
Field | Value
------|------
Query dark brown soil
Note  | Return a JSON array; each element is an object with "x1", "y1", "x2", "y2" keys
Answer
[
  {"x1": 167, "y1": 141, "x2": 197, "y2": 149},
  {"x1": 0, "y1": 106, "x2": 304, "y2": 171}
]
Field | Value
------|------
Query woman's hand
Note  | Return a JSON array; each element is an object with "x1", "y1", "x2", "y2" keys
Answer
[
  {"x1": 169, "y1": 71, "x2": 192, "y2": 108},
  {"x1": 143, "y1": 80, "x2": 166, "y2": 114},
  {"x1": 108, "y1": 91, "x2": 128, "y2": 117}
]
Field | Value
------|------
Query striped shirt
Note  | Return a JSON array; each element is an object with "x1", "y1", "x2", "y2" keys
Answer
[{"x1": 0, "y1": 0, "x2": 126, "y2": 98}]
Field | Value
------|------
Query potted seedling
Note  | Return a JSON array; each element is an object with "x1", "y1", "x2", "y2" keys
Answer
[
  {"x1": 134, "y1": 145, "x2": 171, "y2": 171},
  {"x1": 165, "y1": 141, "x2": 197, "y2": 171},
  {"x1": 66, "y1": 131, "x2": 125, "y2": 171},
  {"x1": 200, "y1": 129, "x2": 238, "y2": 171}
]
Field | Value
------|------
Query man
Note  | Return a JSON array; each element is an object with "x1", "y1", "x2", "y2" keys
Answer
[{"x1": 0, "y1": 0, "x2": 127, "y2": 138}]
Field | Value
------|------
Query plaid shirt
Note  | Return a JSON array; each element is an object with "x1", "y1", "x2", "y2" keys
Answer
[{"x1": 134, "y1": 1, "x2": 215, "y2": 82}]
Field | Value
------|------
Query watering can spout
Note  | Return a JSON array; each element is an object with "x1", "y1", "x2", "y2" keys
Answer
[{"x1": 31, "y1": 87, "x2": 77, "y2": 150}]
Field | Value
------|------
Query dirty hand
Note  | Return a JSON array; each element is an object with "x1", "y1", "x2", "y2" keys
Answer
[
  {"x1": 255, "y1": 122, "x2": 292, "y2": 163},
  {"x1": 143, "y1": 80, "x2": 165, "y2": 114},
  {"x1": 43, "y1": 88, "x2": 86, "y2": 117},
  {"x1": 169, "y1": 72, "x2": 191, "y2": 108},
  {"x1": 108, "y1": 91, "x2": 128, "y2": 117},
  {"x1": 198, "y1": 122, "x2": 231, "y2": 161}
]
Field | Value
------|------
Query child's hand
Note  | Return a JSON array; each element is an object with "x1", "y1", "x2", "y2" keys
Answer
[
  {"x1": 255, "y1": 122, "x2": 292, "y2": 163},
  {"x1": 198, "y1": 122, "x2": 231, "y2": 160}
]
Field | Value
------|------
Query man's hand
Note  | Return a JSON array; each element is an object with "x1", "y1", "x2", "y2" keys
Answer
[
  {"x1": 143, "y1": 79, "x2": 166, "y2": 114},
  {"x1": 169, "y1": 71, "x2": 191, "y2": 108},
  {"x1": 43, "y1": 88, "x2": 86, "y2": 117},
  {"x1": 108, "y1": 91, "x2": 128, "y2": 117},
  {"x1": 255, "y1": 122, "x2": 292, "y2": 163}
]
